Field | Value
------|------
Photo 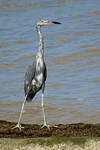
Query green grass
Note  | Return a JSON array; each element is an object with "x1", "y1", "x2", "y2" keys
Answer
[
  {"x1": 24, "y1": 136, "x2": 87, "y2": 146},
  {"x1": 0, "y1": 137, "x2": 99, "y2": 146},
  {"x1": 0, "y1": 137, "x2": 100, "y2": 150}
]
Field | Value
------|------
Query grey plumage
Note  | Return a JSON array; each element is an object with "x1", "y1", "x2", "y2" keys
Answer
[
  {"x1": 24, "y1": 60, "x2": 47, "y2": 102},
  {"x1": 24, "y1": 62, "x2": 36, "y2": 101},
  {"x1": 12, "y1": 19, "x2": 61, "y2": 131}
]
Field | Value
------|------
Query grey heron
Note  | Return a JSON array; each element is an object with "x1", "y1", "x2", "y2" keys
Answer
[{"x1": 12, "y1": 19, "x2": 61, "y2": 131}]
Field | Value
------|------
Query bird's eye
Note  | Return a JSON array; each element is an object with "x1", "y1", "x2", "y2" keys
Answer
[{"x1": 41, "y1": 20, "x2": 44, "y2": 22}]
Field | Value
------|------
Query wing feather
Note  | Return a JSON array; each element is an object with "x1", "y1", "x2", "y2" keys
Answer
[{"x1": 24, "y1": 61, "x2": 36, "y2": 96}]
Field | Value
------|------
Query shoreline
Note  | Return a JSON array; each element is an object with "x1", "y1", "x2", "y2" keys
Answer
[{"x1": 0, "y1": 120, "x2": 100, "y2": 138}]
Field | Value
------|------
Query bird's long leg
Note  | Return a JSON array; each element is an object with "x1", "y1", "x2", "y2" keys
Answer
[
  {"x1": 12, "y1": 95, "x2": 27, "y2": 131},
  {"x1": 41, "y1": 83, "x2": 50, "y2": 130}
]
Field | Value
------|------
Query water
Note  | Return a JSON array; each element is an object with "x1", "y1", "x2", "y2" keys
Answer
[{"x1": 0, "y1": 0, "x2": 100, "y2": 124}]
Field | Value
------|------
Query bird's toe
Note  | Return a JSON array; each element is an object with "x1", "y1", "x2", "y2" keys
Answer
[
  {"x1": 41, "y1": 123, "x2": 50, "y2": 130},
  {"x1": 11, "y1": 123, "x2": 24, "y2": 131}
]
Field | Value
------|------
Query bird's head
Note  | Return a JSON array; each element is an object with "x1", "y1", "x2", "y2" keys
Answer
[{"x1": 37, "y1": 19, "x2": 61, "y2": 26}]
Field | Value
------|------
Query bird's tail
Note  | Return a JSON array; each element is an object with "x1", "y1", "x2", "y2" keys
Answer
[
  {"x1": 26, "y1": 97, "x2": 32, "y2": 102},
  {"x1": 26, "y1": 92, "x2": 36, "y2": 102}
]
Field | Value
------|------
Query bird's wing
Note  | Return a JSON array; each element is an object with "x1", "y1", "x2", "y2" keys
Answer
[{"x1": 24, "y1": 61, "x2": 36, "y2": 96}]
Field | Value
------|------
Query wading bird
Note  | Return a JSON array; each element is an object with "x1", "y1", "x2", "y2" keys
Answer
[{"x1": 12, "y1": 19, "x2": 61, "y2": 131}]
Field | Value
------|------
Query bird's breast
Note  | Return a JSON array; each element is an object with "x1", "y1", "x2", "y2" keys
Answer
[
  {"x1": 36, "y1": 56, "x2": 44, "y2": 71},
  {"x1": 32, "y1": 72, "x2": 43, "y2": 89},
  {"x1": 36, "y1": 73, "x2": 43, "y2": 83}
]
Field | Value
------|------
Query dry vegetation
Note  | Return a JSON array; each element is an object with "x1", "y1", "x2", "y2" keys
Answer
[{"x1": 0, "y1": 138, "x2": 100, "y2": 150}]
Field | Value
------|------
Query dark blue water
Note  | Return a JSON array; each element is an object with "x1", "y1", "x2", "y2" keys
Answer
[{"x1": 0, "y1": 0, "x2": 100, "y2": 124}]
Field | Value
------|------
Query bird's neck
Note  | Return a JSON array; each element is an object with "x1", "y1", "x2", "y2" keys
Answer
[{"x1": 36, "y1": 25, "x2": 44, "y2": 59}]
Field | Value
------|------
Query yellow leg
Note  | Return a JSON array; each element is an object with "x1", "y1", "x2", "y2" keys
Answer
[
  {"x1": 41, "y1": 93, "x2": 50, "y2": 130},
  {"x1": 12, "y1": 95, "x2": 27, "y2": 131}
]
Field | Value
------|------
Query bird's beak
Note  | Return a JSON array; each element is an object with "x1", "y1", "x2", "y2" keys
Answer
[
  {"x1": 52, "y1": 21, "x2": 61, "y2": 24},
  {"x1": 48, "y1": 21, "x2": 61, "y2": 25}
]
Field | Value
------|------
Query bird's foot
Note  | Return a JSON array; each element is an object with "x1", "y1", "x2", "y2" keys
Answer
[
  {"x1": 53, "y1": 125, "x2": 58, "y2": 128},
  {"x1": 11, "y1": 123, "x2": 24, "y2": 131},
  {"x1": 41, "y1": 122, "x2": 50, "y2": 130}
]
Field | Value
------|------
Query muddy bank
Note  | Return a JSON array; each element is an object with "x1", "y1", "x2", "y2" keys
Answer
[{"x1": 0, "y1": 120, "x2": 100, "y2": 138}]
